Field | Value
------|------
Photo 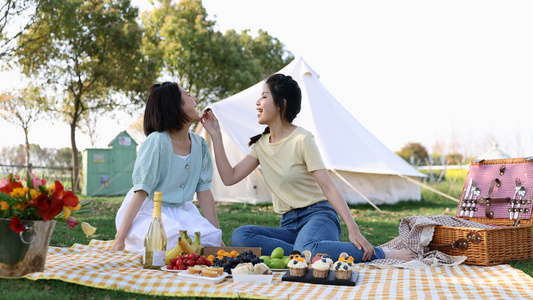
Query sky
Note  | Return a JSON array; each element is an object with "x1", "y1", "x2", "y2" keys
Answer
[{"x1": 1, "y1": 0, "x2": 532, "y2": 159}]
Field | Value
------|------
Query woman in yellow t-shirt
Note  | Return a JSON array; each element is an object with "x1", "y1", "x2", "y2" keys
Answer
[{"x1": 202, "y1": 74, "x2": 414, "y2": 262}]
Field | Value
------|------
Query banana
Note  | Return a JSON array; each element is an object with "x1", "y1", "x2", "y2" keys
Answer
[
  {"x1": 190, "y1": 231, "x2": 202, "y2": 255},
  {"x1": 180, "y1": 230, "x2": 192, "y2": 245},
  {"x1": 177, "y1": 236, "x2": 194, "y2": 254},
  {"x1": 165, "y1": 240, "x2": 184, "y2": 265}
]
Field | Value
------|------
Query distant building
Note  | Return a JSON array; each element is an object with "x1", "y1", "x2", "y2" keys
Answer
[
  {"x1": 82, "y1": 131, "x2": 137, "y2": 196},
  {"x1": 477, "y1": 143, "x2": 510, "y2": 160}
]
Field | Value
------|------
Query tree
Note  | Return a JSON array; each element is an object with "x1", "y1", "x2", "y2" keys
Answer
[
  {"x1": 142, "y1": 0, "x2": 293, "y2": 109},
  {"x1": 396, "y1": 142, "x2": 429, "y2": 165},
  {"x1": 445, "y1": 153, "x2": 464, "y2": 165},
  {"x1": 1, "y1": 0, "x2": 34, "y2": 58},
  {"x1": 0, "y1": 83, "x2": 46, "y2": 165},
  {"x1": 0, "y1": 0, "x2": 62, "y2": 60},
  {"x1": 80, "y1": 109, "x2": 102, "y2": 148},
  {"x1": 14, "y1": 0, "x2": 159, "y2": 191}
]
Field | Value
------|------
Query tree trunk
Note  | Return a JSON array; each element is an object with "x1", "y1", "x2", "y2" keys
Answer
[
  {"x1": 70, "y1": 119, "x2": 80, "y2": 192},
  {"x1": 23, "y1": 126, "x2": 30, "y2": 167}
]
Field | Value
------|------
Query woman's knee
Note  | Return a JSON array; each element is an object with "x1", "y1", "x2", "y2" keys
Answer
[{"x1": 230, "y1": 225, "x2": 254, "y2": 246}]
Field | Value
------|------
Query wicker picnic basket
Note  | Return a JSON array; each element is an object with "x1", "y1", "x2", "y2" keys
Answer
[{"x1": 429, "y1": 157, "x2": 533, "y2": 266}]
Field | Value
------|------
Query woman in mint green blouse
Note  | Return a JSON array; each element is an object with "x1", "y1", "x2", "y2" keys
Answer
[{"x1": 111, "y1": 82, "x2": 223, "y2": 252}]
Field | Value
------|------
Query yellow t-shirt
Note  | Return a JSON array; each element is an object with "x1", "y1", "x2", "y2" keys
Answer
[{"x1": 247, "y1": 126, "x2": 326, "y2": 214}]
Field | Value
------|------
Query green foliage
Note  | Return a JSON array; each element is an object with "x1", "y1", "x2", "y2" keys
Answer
[
  {"x1": 0, "y1": 0, "x2": 39, "y2": 58},
  {"x1": 142, "y1": 0, "x2": 293, "y2": 109},
  {"x1": 445, "y1": 153, "x2": 464, "y2": 165},
  {"x1": 14, "y1": 0, "x2": 159, "y2": 191},
  {"x1": 396, "y1": 142, "x2": 429, "y2": 164}
]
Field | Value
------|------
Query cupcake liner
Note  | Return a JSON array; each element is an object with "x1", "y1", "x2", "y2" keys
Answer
[
  {"x1": 335, "y1": 270, "x2": 352, "y2": 280},
  {"x1": 289, "y1": 267, "x2": 307, "y2": 277},
  {"x1": 312, "y1": 268, "x2": 329, "y2": 279}
]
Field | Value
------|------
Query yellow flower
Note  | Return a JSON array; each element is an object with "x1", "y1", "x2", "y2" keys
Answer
[
  {"x1": 69, "y1": 202, "x2": 81, "y2": 212},
  {"x1": 62, "y1": 202, "x2": 82, "y2": 219},
  {"x1": 10, "y1": 187, "x2": 28, "y2": 197},
  {"x1": 0, "y1": 201, "x2": 8, "y2": 210},
  {"x1": 29, "y1": 189, "x2": 41, "y2": 200},
  {"x1": 62, "y1": 206, "x2": 72, "y2": 219},
  {"x1": 81, "y1": 222, "x2": 96, "y2": 238}
]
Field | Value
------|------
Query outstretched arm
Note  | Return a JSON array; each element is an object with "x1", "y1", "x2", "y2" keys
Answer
[
  {"x1": 312, "y1": 169, "x2": 376, "y2": 261},
  {"x1": 201, "y1": 109, "x2": 259, "y2": 186},
  {"x1": 197, "y1": 189, "x2": 225, "y2": 246}
]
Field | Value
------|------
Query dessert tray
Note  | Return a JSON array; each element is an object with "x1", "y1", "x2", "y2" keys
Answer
[{"x1": 281, "y1": 269, "x2": 359, "y2": 286}]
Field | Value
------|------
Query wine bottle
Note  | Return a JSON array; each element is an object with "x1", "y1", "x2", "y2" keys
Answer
[{"x1": 143, "y1": 191, "x2": 167, "y2": 269}]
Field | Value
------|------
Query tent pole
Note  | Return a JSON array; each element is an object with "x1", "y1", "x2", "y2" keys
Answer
[
  {"x1": 398, "y1": 174, "x2": 460, "y2": 203},
  {"x1": 330, "y1": 169, "x2": 382, "y2": 212}
]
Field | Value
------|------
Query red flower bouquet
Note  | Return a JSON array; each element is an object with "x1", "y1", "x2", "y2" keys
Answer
[{"x1": 0, "y1": 172, "x2": 82, "y2": 233}]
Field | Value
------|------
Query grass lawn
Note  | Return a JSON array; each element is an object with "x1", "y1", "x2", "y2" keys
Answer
[{"x1": 1, "y1": 179, "x2": 532, "y2": 299}]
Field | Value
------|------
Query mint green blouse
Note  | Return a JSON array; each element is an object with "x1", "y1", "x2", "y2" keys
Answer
[{"x1": 132, "y1": 131, "x2": 213, "y2": 206}]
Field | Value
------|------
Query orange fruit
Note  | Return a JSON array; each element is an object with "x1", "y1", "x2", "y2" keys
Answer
[{"x1": 230, "y1": 250, "x2": 239, "y2": 258}]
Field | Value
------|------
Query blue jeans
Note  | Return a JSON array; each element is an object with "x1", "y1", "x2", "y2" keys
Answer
[{"x1": 231, "y1": 201, "x2": 385, "y2": 262}]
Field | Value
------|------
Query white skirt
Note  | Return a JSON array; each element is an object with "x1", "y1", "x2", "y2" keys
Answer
[{"x1": 116, "y1": 188, "x2": 223, "y2": 252}]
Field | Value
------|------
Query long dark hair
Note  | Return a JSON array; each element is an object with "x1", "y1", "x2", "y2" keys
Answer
[
  {"x1": 143, "y1": 82, "x2": 191, "y2": 136},
  {"x1": 248, "y1": 74, "x2": 302, "y2": 146}
]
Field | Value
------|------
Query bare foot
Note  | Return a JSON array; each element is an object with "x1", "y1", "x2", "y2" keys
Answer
[{"x1": 383, "y1": 248, "x2": 416, "y2": 261}]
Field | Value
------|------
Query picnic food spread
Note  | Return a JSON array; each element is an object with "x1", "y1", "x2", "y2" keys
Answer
[
  {"x1": 161, "y1": 240, "x2": 363, "y2": 286},
  {"x1": 211, "y1": 249, "x2": 263, "y2": 274}
]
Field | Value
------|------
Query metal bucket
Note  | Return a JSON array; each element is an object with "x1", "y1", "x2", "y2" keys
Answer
[{"x1": 0, "y1": 218, "x2": 56, "y2": 277}]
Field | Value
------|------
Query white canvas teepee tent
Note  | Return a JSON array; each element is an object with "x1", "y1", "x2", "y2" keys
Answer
[{"x1": 196, "y1": 57, "x2": 426, "y2": 208}]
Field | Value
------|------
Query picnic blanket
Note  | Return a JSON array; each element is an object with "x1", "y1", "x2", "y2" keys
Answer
[
  {"x1": 21, "y1": 240, "x2": 533, "y2": 299},
  {"x1": 369, "y1": 215, "x2": 502, "y2": 268}
]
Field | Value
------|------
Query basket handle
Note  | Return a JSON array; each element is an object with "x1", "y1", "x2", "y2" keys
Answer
[{"x1": 428, "y1": 238, "x2": 469, "y2": 251}]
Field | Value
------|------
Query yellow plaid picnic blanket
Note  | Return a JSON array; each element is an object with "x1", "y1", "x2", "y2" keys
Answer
[{"x1": 22, "y1": 240, "x2": 533, "y2": 299}]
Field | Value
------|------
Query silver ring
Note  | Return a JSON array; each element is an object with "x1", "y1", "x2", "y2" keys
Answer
[{"x1": 19, "y1": 224, "x2": 36, "y2": 244}]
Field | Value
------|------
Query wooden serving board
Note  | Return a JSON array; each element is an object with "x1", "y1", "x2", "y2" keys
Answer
[{"x1": 281, "y1": 269, "x2": 359, "y2": 286}]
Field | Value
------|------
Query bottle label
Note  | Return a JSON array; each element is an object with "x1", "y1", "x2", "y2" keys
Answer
[{"x1": 152, "y1": 250, "x2": 166, "y2": 266}]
